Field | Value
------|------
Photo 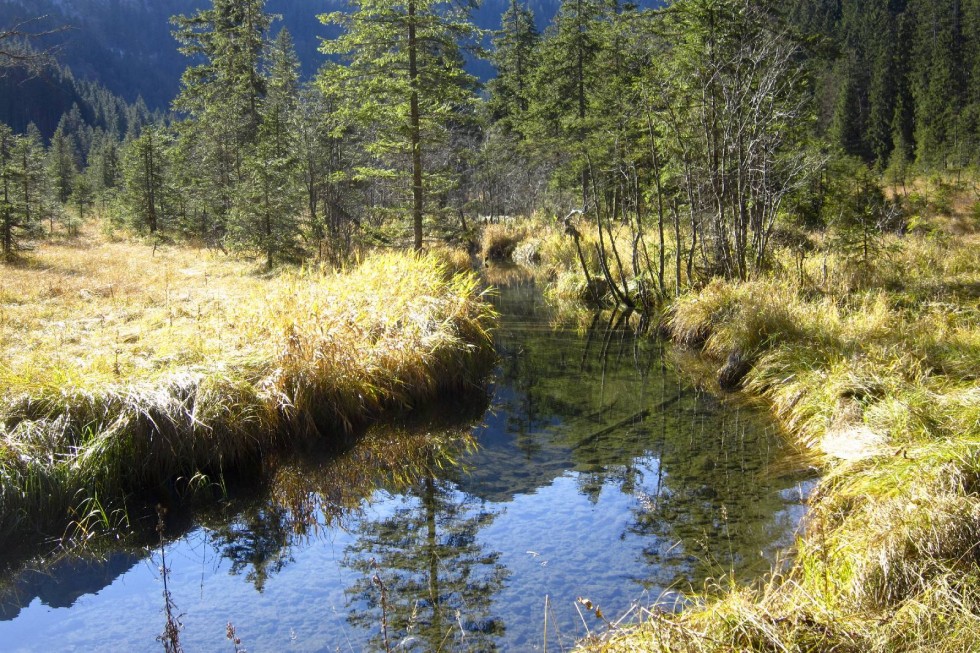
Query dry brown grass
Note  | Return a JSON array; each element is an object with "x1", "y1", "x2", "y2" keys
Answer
[{"x1": 0, "y1": 228, "x2": 497, "y2": 545}]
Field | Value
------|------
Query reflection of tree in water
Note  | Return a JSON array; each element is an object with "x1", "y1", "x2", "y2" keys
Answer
[
  {"x1": 205, "y1": 417, "x2": 486, "y2": 595},
  {"x1": 489, "y1": 290, "x2": 805, "y2": 590},
  {"x1": 208, "y1": 505, "x2": 295, "y2": 592},
  {"x1": 626, "y1": 392, "x2": 804, "y2": 588},
  {"x1": 344, "y1": 474, "x2": 508, "y2": 652}
]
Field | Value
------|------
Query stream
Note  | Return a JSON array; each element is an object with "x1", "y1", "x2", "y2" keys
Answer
[{"x1": 0, "y1": 282, "x2": 813, "y2": 652}]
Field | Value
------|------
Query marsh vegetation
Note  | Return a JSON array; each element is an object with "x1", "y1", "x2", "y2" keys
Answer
[{"x1": 0, "y1": 227, "x2": 495, "y2": 551}]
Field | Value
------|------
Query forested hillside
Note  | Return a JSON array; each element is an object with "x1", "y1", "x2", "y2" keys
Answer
[
  {"x1": 0, "y1": 0, "x2": 573, "y2": 115},
  {"x1": 792, "y1": 0, "x2": 980, "y2": 171}
]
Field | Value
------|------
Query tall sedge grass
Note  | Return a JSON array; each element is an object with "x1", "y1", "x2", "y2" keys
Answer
[
  {"x1": 581, "y1": 228, "x2": 980, "y2": 651},
  {"x1": 0, "y1": 233, "x2": 496, "y2": 546}
]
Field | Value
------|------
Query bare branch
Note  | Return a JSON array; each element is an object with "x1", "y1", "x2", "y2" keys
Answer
[{"x1": 0, "y1": 15, "x2": 70, "y2": 77}]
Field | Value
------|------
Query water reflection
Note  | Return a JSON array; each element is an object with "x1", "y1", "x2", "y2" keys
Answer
[
  {"x1": 344, "y1": 476, "x2": 508, "y2": 651},
  {"x1": 0, "y1": 282, "x2": 811, "y2": 652}
]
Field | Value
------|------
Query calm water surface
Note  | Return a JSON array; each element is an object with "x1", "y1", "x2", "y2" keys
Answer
[{"x1": 0, "y1": 283, "x2": 811, "y2": 652}]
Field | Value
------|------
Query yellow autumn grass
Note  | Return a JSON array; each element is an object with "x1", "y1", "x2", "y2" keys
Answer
[
  {"x1": 582, "y1": 231, "x2": 980, "y2": 651},
  {"x1": 0, "y1": 229, "x2": 496, "y2": 544}
]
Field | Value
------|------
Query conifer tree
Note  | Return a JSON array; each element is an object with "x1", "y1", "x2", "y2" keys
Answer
[
  {"x1": 48, "y1": 122, "x2": 78, "y2": 204},
  {"x1": 230, "y1": 28, "x2": 303, "y2": 268},
  {"x1": 171, "y1": 0, "x2": 273, "y2": 238},
  {"x1": 13, "y1": 124, "x2": 46, "y2": 238},
  {"x1": 909, "y1": 0, "x2": 965, "y2": 168},
  {"x1": 319, "y1": 0, "x2": 481, "y2": 250},
  {"x1": 122, "y1": 126, "x2": 170, "y2": 233},
  {"x1": 1, "y1": 123, "x2": 44, "y2": 259},
  {"x1": 526, "y1": 0, "x2": 608, "y2": 206},
  {"x1": 487, "y1": 0, "x2": 539, "y2": 135}
]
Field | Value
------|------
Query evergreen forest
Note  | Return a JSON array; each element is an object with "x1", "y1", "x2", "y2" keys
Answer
[{"x1": 2, "y1": 0, "x2": 978, "y2": 278}]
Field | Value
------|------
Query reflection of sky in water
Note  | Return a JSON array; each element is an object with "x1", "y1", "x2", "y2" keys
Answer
[
  {"x1": 0, "y1": 475, "x2": 680, "y2": 651},
  {"x1": 0, "y1": 285, "x2": 814, "y2": 652}
]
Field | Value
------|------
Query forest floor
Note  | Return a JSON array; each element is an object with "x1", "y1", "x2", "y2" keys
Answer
[
  {"x1": 476, "y1": 184, "x2": 980, "y2": 651},
  {"x1": 0, "y1": 226, "x2": 496, "y2": 550}
]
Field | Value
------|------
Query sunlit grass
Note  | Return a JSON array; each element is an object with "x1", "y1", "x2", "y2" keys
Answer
[
  {"x1": 580, "y1": 223, "x2": 980, "y2": 650},
  {"x1": 0, "y1": 229, "x2": 497, "y2": 545}
]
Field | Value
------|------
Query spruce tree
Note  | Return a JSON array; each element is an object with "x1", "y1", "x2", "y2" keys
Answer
[
  {"x1": 319, "y1": 0, "x2": 481, "y2": 250},
  {"x1": 487, "y1": 0, "x2": 539, "y2": 135},
  {"x1": 13, "y1": 124, "x2": 46, "y2": 239},
  {"x1": 48, "y1": 122, "x2": 78, "y2": 204},
  {"x1": 526, "y1": 0, "x2": 608, "y2": 207},
  {"x1": 909, "y1": 0, "x2": 965, "y2": 168},
  {"x1": 171, "y1": 0, "x2": 273, "y2": 238},
  {"x1": 1, "y1": 123, "x2": 44, "y2": 259},
  {"x1": 230, "y1": 28, "x2": 303, "y2": 268},
  {"x1": 122, "y1": 126, "x2": 170, "y2": 234}
]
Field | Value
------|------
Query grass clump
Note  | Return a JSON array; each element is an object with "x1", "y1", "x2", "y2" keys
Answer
[
  {"x1": 0, "y1": 233, "x2": 496, "y2": 546},
  {"x1": 579, "y1": 227, "x2": 980, "y2": 651},
  {"x1": 480, "y1": 221, "x2": 528, "y2": 263}
]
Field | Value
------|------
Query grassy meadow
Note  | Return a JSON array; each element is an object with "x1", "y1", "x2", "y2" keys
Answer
[{"x1": 0, "y1": 228, "x2": 495, "y2": 547}]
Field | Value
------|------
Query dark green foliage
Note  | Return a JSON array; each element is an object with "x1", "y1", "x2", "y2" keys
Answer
[
  {"x1": 319, "y1": 0, "x2": 482, "y2": 249},
  {"x1": 171, "y1": 0, "x2": 273, "y2": 246},
  {"x1": 823, "y1": 155, "x2": 900, "y2": 264},
  {"x1": 47, "y1": 122, "x2": 77, "y2": 205},
  {"x1": 229, "y1": 29, "x2": 304, "y2": 268},
  {"x1": 788, "y1": 0, "x2": 980, "y2": 171},
  {"x1": 487, "y1": 0, "x2": 540, "y2": 134},
  {"x1": 121, "y1": 127, "x2": 171, "y2": 234},
  {"x1": 0, "y1": 122, "x2": 46, "y2": 258}
]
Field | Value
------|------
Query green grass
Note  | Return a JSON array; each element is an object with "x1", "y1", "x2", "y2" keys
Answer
[{"x1": 0, "y1": 233, "x2": 497, "y2": 548}]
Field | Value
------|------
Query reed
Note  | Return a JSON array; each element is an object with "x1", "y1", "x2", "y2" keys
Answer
[{"x1": 0, "y1": 232, "x2": 496, "y2": 546}]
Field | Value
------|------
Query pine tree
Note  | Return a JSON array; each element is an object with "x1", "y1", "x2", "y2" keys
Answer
[
  {"x1": 122, "y1": 126, "x2": 170, "y2": 234},
  {"x1": 13, "y1": 124, "x2": 46, "y2": 240},
  {"x1": 48, "y1": 122, "x2": 78, "y2": 205},
  {"x1": 526, "y1": 0, "x2": 609, "y2": 206},
  {"x1": 865, "y1": 2, "x2": 901, "y2": 165},
  {"x1": 487, "y1": 0, "x2": 539, "y2": 135},
  {"x1": 909, "y1": 0, "x2": 965, "y2": 168},
  {"x1": 230, "y1": 28, "x2": 304, "y2": 268},
  {"x1": 1, "y1": 123, "x2": 44, "y2": 259},
  {"x1": 171, "y1": 0, "x2": 273, "y2": 239},
  {"x1": 319, "y1": 0, "x2": 481, "y2": 250}
]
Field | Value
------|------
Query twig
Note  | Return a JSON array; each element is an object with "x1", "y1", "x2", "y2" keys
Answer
[
  {"x1": 155, "y1": 505, "x2": 184, "y2": 653},
  {"x1": 371, "y1": 559, "x2": 392, "y2": 653}
]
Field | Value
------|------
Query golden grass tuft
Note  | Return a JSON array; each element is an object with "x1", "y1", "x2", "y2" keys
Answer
[
  {"x1": 480, "y1": 222, "x2": 528, "y2": 262},
  {"x1": 581, "y1": 226, "x2": 980, "y2": 651},
  {"x1": 0, "y1": 231, "x2": 496, "y2": 543}
]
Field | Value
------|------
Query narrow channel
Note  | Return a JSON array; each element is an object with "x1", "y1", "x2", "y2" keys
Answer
[{"x1": 0, "y1": 282, "x2": 812, "y2": 652}]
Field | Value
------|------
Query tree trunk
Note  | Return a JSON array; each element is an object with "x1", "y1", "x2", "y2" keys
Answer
[{"x1": 409, "y1": 0, "x2": 424, "y2": 251}]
